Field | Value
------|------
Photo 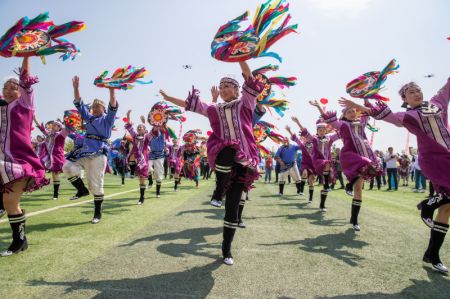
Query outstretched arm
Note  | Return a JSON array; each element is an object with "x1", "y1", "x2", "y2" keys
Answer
[
  {"x1": 338, "y1": 97, "x2": 370, "y2": 113},
  {"x1": 159, "y1": 90, "x2": 186, "y2": 108},
  {"x1": 73, "y1": 76, "x2": 81, "y2": 103}
]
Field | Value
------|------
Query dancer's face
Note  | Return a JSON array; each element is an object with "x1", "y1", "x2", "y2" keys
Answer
[
  {"x1": 51, "y1": 123, "x2": 62, "y2": 132},
  {"x1": 219, "y1": 83, "x2": 239, "y2": 102},
  {"x1": 137, "y1": 124, "x2": 146, "y2": 135},
  {"x1": 403, "y1": 86, "x2": 423, "y2": 108},
  {"x1": 2, "y1": 81, "x2": 20, "y2": 102},
  {"x1": 344, "y1": 108, "x2": 357, "y2": 121},
  {"x1": 92, "y1": 102, "x2": 106, "y2": 117},
  {"x1": 317, "y1": 127, "x2": 327, "y2": 137}
]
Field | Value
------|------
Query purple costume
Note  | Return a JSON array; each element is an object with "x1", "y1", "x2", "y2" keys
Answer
[
  {"x1": 301, "y1": 129, "x2": 340, "y2": 176},
  {"x1": 291, "y1": 134, "x2": 316, "y2": 175},
  {"x1": 168, "y1": 143, "x2": 182, "y2": 174},
  {"x1": 369, "y1": 77, "x2": 450, "y2": 194},
  {"x1": 0, "y1": 71, "x2": 49, "y2": 192},
  {"x1": 322, "y1": 111, "x2": 382, "y2": 182},
  {"x1": 38, "y1": 124, "x2": 69, "y2": 173},
  {"x1": 124, "y1": 124, "x2": 153, "y2": 178},
  {"x1": 184, "y1": 78, "x2": 263, "y2": 190}
]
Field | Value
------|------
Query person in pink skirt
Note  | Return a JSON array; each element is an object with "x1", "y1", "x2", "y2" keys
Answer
[
  {"x1": 124, "y1": 109, "x2": 151, "y2": 204},
  {"x1": 0, "y1": 57, "x2": 50, "y2": 256},
  {"x1": 159, "y1": 61, "x2": 264, "y2": 265},
  {"x1": 289, "y1": 116, "x2": 340, "y2": 211},
  {"x1": 167, "y1": 140, "x2": 182, "y2": 191},
  {"x1": 33, "y1": 116, "x2": 69, "y2": 200},
  {"x1": 309, "y1": 99, "x2": 382, "y2": 232},
  {"x1": 341, "y1": 77, "x2": 450, "y2": 274}
]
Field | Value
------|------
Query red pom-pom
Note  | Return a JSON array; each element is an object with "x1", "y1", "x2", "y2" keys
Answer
[
  {"x1": 31, "y1": 126, "x2": 35, "y2": 131},
  {"x1": 447, "y1": 37, "x2": 450, "y2": 41},
  {"x1": 181, "y1": 116, "x2": 187, "y2": 122},
  {"x1": 122, "y1": 117, "x2": 128, "y2": 123},
  {"x1": 320, "y1": 98, "x2": 328, "y2": 105},
  {"x1": 207, "y1": 130, "x2": 212, "y2": 136}
]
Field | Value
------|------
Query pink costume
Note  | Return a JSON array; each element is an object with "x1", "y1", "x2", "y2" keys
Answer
[
  {"x1": 291, "y1": 135, "x2": 316, "y2": 175},
  {"x1": 184, "y1": 77, "x2": 263, "y2": 190},
  {"x1": 322, "y1": 111, "x2": 382, "y2": 182},
  {"x1": 168, "y1": 143, "x2": 182, "y2": 174},
  {"x1": 38, "y1": 123, "x2": 69, "y2": 173},
  {"x1": 301, "y1": 129, "x2": 340, "y2": 176},
  {"x1": 369, "y1": 77, "x2": 450, "y2": 194},
  {"x1": 124, "y1": 123, "x2": 152, "y2": 178},
  {"x1": 0, "y1": 70, "x2": 49, "y2": 192}
]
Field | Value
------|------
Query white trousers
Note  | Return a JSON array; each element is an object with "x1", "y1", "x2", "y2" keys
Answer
[
  {"x1": 63, "y1": 155, "x2": 107, "y2": 195},
  {"x1": 279, "y1": 165, "x2": 301, "y2": 184},
  {"x1": 148, "y1": 158, "x2": 165, "y2": 183}
]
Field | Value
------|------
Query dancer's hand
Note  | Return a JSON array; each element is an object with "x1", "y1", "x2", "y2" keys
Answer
[
  {"x1": 211, "y1": 86, "x2": 219, "y2": 103},
  {"x1": 309, "y1": 100, "x2": 320, "y2": 108},
  {"x1": 159, "y1": 89, "x2": 169, "y2": 101},
  {"x1": 72, "y1": 76, "x2": 80, "y2": 90},
  {"x1": 338, "y1": 97, "x2": 356, "y2": 109}
]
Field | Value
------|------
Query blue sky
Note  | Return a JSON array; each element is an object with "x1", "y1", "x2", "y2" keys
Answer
[{"x1": 1, "y1": 0, "x2": 449, "y2": 153}]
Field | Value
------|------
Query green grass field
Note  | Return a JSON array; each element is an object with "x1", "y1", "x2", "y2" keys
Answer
[{"x1": 0, "y1": 174, "x2": 449, "y2": 298}]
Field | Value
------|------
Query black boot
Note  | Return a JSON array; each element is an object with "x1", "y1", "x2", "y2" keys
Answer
[
  {"x1": 138, "y1": 184, "x2": 146, "y2": 205},
  {"x1": 423, "y1": 221, "x2": 449, "y2": 273},
  {"x1": 156, "y1": 183, "x2": 161, "y2": 198},
  {"x1": 308, "y1": 186, "x2": 314, "y2": 203},
  {"x1": 121, "y1": 175, "x2": 125, "y2": 185},
  {"x1": 345, "y1": 177, "x2": 358, "y2": 197},
  {"x1": 174, "y1": 179, "x2": 179, "y2": 191},
  {"x1": 323, "y1": 172, "x2": 330, "y2": 191},
  {"x1": 279, "y1": 183, "x2": 285, "y2": 195},
  {"x1": 350, "y1": 199, "x2": 362, "y2": 231},
  {"x1": 53, "y1": 180, "x2": 60, "y2": 200},
  {"x1": 1, "y1": 211, "x2": 28, "y2": 256},
  {"x1": 148, "y1": 174, "x2": 153, "y2": 187},
  {"x1": 296, "y1": 182, "x2": 302, "y2": 194},
  {"x1": 92, "y1": 196, "x2": 103, "y2": 224},
  {"x1": 222, "y1": 226, "x2": 236, "y2": 265},
  {"x1": 417, "y1": 194, "x2": 450, "y2": 228},
  {"x1": 320, "y1": 190, "x2": 328, "y2": 212},
  {"x1": 68, "y1": 176, "x2": 90, "y2": 200},
  {"x1": 299, "y1": 180, "x2": 306, "y2": 194},
  {"x1": 238, "y1": 195, "x2": 246, "y2": 228}
]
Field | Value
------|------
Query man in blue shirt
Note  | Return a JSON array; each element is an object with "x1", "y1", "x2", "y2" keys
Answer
[
  {"x1": 148, "y1": 127, "x2": 166, "y2": 198},
  {"x1": 63, "y1": 76, "x2": 118, "y2": 224},
  {"x1": 275, "y1": 138, "x2": 302, "y2": 195}
]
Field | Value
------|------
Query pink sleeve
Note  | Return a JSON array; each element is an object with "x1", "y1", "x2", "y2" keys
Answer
[
  {"x1": 430, "y1": 77, "x2": 450, "y2": 123},
  {"x1": 185, "y1": 86, "x2": 210, "y2": 117},
  {"x1": 300, "y1": 128, "x2": 314, "y2": 142},
  {"x1": 38, "y1": 123, "x2": 49, "y2": 136},
  {"x1": 322, "y1": 111, "x2": 343, "y2": 130},
  {"x1": 369, "y1": 102, "x2": 405, "y2": 127},
  {"x1": 17, "y1": 70, "x2": 38, "y2": 110},
  {"x1": 291, "y1": 134, "x2": 303, "y2": 147},
  {"x1": 329, "y1": 133, "x2": 340, "y2": 144},
  {"x1": 60, "y1": 128, "x2": 70, "y2": 138},
  {"x1": 125, "y1": 123, "x2": 137, "y2": 138},
  {"x1": 241, "y1": 76, "x2": 265, "y2": 110}
]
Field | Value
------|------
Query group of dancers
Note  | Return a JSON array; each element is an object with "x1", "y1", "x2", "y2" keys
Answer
[{"x1": 1, "y1": 53, "x2": 449, "y2": 274}]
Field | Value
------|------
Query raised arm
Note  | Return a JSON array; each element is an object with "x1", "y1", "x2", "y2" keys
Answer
[
  {"x1": 430, "y1": 77, "x2": 450, "y2": 123},
  {"x1": 21, "y1": 56, "x2": 30, "y2": 77},
  {"x1": 239, "y1": 61, "x2": 252, "y2": 80},
  {"x1": 124, "y1": 110, "x2": 137, "y2": 138},
  {"x1": 73, "y1": 76, "x2": 81, "y2": 104},
  {"x1": 33, "y1": 115, "x2": 49, "y2": 136},
  {"x1": 109, "y1": 88, "x2": 117, "y2": 109},
  {"x1": 291, "y1": 116, "x2": 304, "y2": 131},
  {"x1": 309, "y1": 100, "x2": 327, "y2": 116}
]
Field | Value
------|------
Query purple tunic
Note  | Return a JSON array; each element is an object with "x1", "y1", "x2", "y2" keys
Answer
[
  {"x1": 370, "y1": 77, "x2": 450, "y2": 194},
  {"x1": 185, "y1": 78, "x2": 263, "y2": 190},
  {"x1": 38, "y1": 124, "x2": 68, "y2": 173},
  {"x1": 125, "y1": 123, "x2": 153, "y2": 178},
  {"x1": 323, "y1": 112, "x2": 382, "y2": 182},
  {"x1": 291, "y1": 134, "x2": 316, "y2": 175},
  {"x1": 301, "y1": 129, "x2": 340, "y2": 175},
  {"x1": 0, "y1": 71, "x2": 49, "y2": 192}
]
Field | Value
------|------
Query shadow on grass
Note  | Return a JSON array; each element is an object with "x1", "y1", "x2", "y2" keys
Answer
[
  {"x1": 254, "y1": 211, "x2": 347, "y2": 227},
  {"x1": 177, "y1": 208, "x2": 223, "y2": 220},
  {"x1": 318, "y1": 266, "x2": 450, "y2": 298},
  {"x1": 119, "y1": 227, "x2": 222, "y2": 259},
  {"x1": 0, "y1": 221, "x2": 86, "y2": 248},
  {"x1": 260, "y1": 229, "x2": 369, "y2": 266},
  {"x1": 28, "y1": 260, "x2": 222, "y2": 298}
]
